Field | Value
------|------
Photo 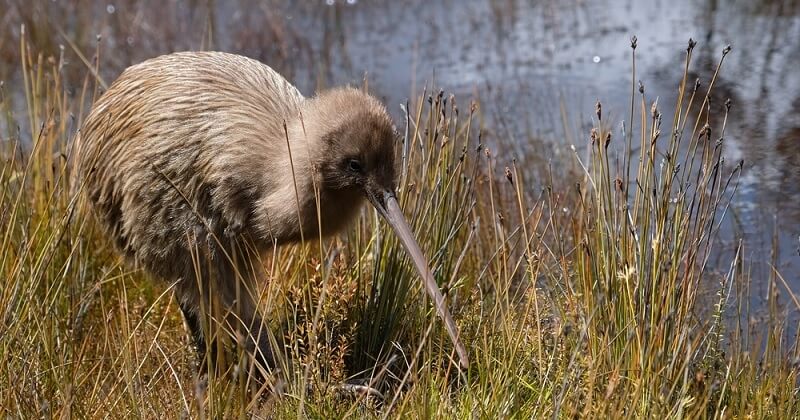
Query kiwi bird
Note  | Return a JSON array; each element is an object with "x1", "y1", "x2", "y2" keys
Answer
[{"x1": 74, "y1": 51, "x2": 467, "y2": 376}]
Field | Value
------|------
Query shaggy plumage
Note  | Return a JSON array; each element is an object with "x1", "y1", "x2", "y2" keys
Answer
[{"x1": 74, "y1": 51, "x2": 466, "y2": 376}]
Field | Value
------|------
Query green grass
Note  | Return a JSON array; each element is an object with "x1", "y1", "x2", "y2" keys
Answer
[{"x1": 1, "y1": 29, "x2": 798, "y2": 418}]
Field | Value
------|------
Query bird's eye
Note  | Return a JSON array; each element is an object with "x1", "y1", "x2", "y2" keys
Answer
[{"x1": 347, "y1": 159, "x2": 363, "y2": 173}]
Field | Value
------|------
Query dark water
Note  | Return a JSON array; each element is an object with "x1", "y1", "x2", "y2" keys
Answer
[{"x1": 2, "y1": 0, "x2": 798, "y2": 311}]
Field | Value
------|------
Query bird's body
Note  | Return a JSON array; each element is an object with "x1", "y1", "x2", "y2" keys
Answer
[
  {"x1": 75, "y1": 51, "x2": 466, "y2": 376},
  {"x1": 78, "y1": 52, "x2": 379, "y2": 278}
]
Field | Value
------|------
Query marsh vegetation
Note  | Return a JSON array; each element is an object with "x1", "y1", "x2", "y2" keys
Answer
[{"x1": 1, "y1": 1, "x2": 798, "y2": 418}]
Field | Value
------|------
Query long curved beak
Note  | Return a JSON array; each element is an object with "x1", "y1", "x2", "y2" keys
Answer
[{"x1": 367, "y1": 189, "x2": 469, "y2": 368}]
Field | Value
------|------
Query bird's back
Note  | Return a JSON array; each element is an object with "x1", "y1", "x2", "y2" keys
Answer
[{"x1": 75, "y1": 51, "x2": 304, "y2": 281}]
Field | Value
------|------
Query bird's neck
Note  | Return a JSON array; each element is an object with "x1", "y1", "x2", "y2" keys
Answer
[{"x1": 250, "y1": 101, "x2": 332, "y2": 244}]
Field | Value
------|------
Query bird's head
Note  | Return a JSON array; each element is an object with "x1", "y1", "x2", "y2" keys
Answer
[
  {"x1": 299, "y1": 87, "x2": 406, "y2": 224},
  {"x1": 310, "y1": 88, "x2": 398, "y2": 211}
]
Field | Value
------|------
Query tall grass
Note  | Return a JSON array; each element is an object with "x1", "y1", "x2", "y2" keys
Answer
[{"x1": 1, "y1": 30, "x2": 798, "y2": 418}]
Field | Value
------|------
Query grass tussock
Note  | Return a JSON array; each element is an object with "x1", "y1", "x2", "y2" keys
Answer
[{"x1": 1, "y1": 31, "x2": 798, "y2": 418}]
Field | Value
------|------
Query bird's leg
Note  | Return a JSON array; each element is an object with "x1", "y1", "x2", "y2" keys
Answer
[
  {"x1": 181, "y1": 232, "x2": 282, "y2": 383},
  {"x1": 178, "y1": 287, "x2": 223, "y2": 377},
  {"x1": 218, "y1": 280, "x2": 283, "y2": 384},
  {"x1": 179, "y1": 301, "x2": 206, "y2": 361},
  {"x1": 241, "y1": 311, "x2": 279, "y2": 378},
  {"x1": 179, "y1": 299, "x2": 223, "y2": 373},
  {"x1": 215, "y1": 239, "x2": 282, "y2": 382}
]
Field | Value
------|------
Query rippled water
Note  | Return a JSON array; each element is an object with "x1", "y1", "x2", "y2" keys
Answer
[{"x1": 2, "y1": 0, "x2": 798, "y2": 303}]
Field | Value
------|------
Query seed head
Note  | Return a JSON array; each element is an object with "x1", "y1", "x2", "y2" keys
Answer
[
  {"x1": 722, "y1": 44, "x2": 732, "y2": 56},
  {"x1": 615, "y1": 177, "x2": 624, "y2": 192},
  {"x1": 701, "y1": 123, "x2": 712, "y2": 140}
]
